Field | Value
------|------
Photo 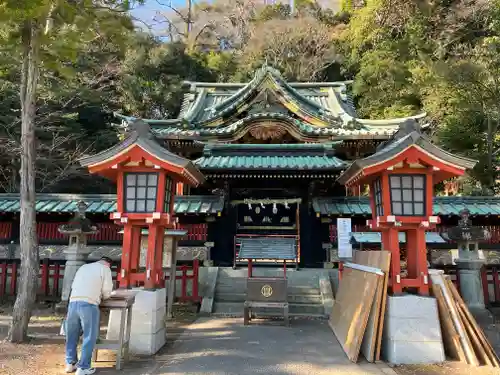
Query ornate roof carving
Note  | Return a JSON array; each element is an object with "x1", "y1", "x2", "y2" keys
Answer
[{"x1": 114, "y1": 64, "x2": 428, "y2": 142}]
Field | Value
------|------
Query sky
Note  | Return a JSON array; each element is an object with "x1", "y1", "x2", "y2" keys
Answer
[{"x1": 130, "y1": 0, "x2": 186, "y2": 31}]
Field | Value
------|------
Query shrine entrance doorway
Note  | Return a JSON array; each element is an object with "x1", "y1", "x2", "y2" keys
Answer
[{"x1": 232, "y1": 198, "x2": 301, "y2": 268}]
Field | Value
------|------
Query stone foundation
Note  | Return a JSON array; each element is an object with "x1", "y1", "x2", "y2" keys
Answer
[
  {"x1": 107, "y1": 288, "x2": 166, "y2": 355},
  {"x1": 383, "y1": 295, "x2": 445, "y2": 364}
]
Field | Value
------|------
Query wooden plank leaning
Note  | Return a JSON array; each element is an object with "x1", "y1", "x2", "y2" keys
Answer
[
  {"x1": 445, "y1": 277, "x2": 500, "y2": 367},
  {"x1": 432, "y1": 284, "x2": 466, "y2": 362},
  {"x1": 353, "y1": 250, "x2": 391, "y2": 362},
  {"x1": 329, "y1": 262, "x2": 383, "y2": 362},
  {"x1": 429, "y1": 271, "x2": 479, "y2": 366}
]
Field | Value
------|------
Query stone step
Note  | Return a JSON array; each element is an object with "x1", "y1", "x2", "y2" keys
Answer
[
  {"x1": 214, "y1": 292, "x2": 246, "y2": 302},
  {"x1": 212, "y1": 302, "x2": 326, "y2": 318},
  {"x1": 288, "y1": 286, "x2": 321, "y2": 295},
  {"x1": 214, "y1": 292, "x2": 323, "y2": 305},
  {"x1": 289, "y1": 303, "x2": 325, "y2": 315},
  {"x1": 288, "y1": 294, "x2": 323, "y2": 304},
  {"x1": 216, "y1": 281, "x2": 320, "y2": 292},
  {"x1": 212, "y1": 302, "x2": 244, "y2": 316},
  {"x1": 217, "y1": 275, "x2": 321, "y2": 288}
]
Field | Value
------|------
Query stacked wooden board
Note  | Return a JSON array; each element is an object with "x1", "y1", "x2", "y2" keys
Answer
[
  {"x1": 430, "y1": 271, "x2": 500, "y2": 368},
  {"x1": 328, "y1": 250, "x2": 391, "y2": 363}
]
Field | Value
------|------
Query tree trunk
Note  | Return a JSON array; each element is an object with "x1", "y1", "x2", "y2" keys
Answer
[
  {"x1": 186, "y1": 0, "x2": 192, "y2": 36},
  {"x1": 486, "y1": 115, "x2": 496, "y2": 190},
  {"x1": 8, "y1": 20, "x2": 40, "y2": 343}
]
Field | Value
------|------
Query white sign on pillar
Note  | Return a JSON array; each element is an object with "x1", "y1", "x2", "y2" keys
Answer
[{"x1": 337, "y1": 218, "x2": 353, "y2": 259}]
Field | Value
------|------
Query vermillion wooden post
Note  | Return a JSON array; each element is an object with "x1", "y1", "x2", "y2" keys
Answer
[
  {"x1": 382, "y1": 228, "x2": 402, "y2": 294},
  {"x1": 415, "y1": 229, "x2": 429, "y2": 295},
  {"x1": 154, "y1": 226, "x2": 165, "y2": 286},
  {"x1": 145, "y1": 225, "x2": 160, "y2": 290},
  {"x1": 120, "y1": 224, "x2": 134, "y2": 288},
  {"x1": 129, "y1": 226, "x2": 142, "y2": 274}
]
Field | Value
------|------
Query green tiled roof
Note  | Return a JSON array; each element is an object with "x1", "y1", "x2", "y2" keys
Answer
[
  {"x1": 351, "y1": 232, "x2": 446, "y2": 244},
  {"x1": 194, "y1": 143, "x2": 346, "y2": 171},
  {"x1": 312, "y1": 196, "x2": 500, "y2": 216},
  {"x1": 0, "y1": 194, "x2": 224, "y2": 215},
  {"x1": 115, "y1": 64, "x2": 428, "y2": 142},
  {"x1": 196, "y1": 155, "x2": 345, "y2": 170}
]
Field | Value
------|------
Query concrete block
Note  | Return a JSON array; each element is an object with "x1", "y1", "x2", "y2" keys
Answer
[
  {"x1": 133, "y1": 288, "x2": 166, "y2": 311},
  {"x1": 382, "y1": 295, "x2": 444, "y2": 365},
  {"x1": 130, "y1": 307, "x2": 165, "y2": 335},
  {"x1": 129, "y1": 327, "x2": 166, "y2": 355},
  {"x1": 383, "y1": 339, "x2": 445, "y2": 364},
  {"x1": 384, "y1": 317, "x2": 442, "y2": 342},
  {"x1": 386, "y1": 295, "x2": 438, "y2": 318},
  {"x1": 106, "y1": 288, "x2": 167, "y2": 355}
]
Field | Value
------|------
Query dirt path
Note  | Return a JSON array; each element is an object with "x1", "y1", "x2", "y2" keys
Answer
[{"x1": 0, "y1": 303, "x2": 197, "y2": 375}]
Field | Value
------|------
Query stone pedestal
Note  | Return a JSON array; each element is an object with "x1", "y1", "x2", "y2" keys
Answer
[
  {"x1": 107, "y1": 288, "x2": 166, "y2": 355},
  {"x1": 382, "y1": 295, "x2": 445, "y2": 364},
  {"x1": 56, "y1": 240, "x2": 93, "y2": 311},
  {"x1": 456, "y1": 255, "x2": 486, "y2": 310}
]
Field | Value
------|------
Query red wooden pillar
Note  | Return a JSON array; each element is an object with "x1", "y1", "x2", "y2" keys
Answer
[
  {"x1": 154, "y1": 226, "x2": 165, "y2": 286},
  {"x1": 120, "y1": 224, "x2": 133, "y2": 288},
  {"x1": 130, "y1": 226, "x2": 142, "y2": 273},
  {"x1": 144, "y1": 224, "x2": 164, "y2": 289},
  {"x1": 382, "y1": 228, "x2": 401, "y2": 294},
  {"x1": 415, "y1": 228, "x2": 429, "y2": 295},
  {"x1": 0, "y1": 261, "x2": 6, "y2": 297}
]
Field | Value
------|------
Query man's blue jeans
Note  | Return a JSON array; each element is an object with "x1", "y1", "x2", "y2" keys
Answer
[{"x1": 65, "y1": 301, "x2": 100, "y2": 370}]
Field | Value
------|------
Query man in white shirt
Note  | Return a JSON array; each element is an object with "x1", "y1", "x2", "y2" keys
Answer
[{"x1": 65, "y1": 256, "x2": 114, "y2": 375}]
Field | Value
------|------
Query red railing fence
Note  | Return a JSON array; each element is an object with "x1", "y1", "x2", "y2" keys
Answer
[
  {"x1": 482, "y1": 266, "x2": 500, "y2": 305},
  {"x1": 0, "y1": 259, "x2": 200, "y2": 304}
]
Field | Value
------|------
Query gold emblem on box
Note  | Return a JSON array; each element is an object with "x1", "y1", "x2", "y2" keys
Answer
[{"x1": 261, "y1": 284, "x2": 273, "y2": 298}]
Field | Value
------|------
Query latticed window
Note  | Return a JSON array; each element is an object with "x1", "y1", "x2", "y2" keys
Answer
[
  {"x1": 124, "y1": 173, "x2": 158, "y2": 213},
  {"x1": 373, "y1": 178, "x2": 384, "y2": 216},
  {"x1": 389, "y1": 175, "x2": 426, "y2": 216},
  {"x1": 164, "y1": 176, "x2": 173, "y2": 212}
]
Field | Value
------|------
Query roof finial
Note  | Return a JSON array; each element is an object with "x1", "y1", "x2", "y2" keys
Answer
[{"x1": 129, "y1": 119, "x2": 152, "y2": 139}]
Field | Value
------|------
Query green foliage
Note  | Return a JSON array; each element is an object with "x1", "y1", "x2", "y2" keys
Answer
[
  {"x1": 2, "y1": 0, "x2": 500, "y2": 195},
  {"x1": 118, "y1": 39, "x2": 216, "y2": 119},
  {"x1": 342, "y1": 0, "x2": 500, "y2": 191}
]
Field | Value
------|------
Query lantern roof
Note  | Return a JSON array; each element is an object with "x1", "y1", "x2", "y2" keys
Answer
[
  {"x1": 58, "y1": 201, "x2": 98, "y2": 235},
  {"x1": 337, "y1": 120, "x2": 477, "y2": 186},
  {"x1": 79, "y1": 119, "x2": 204, "y2": 186}
]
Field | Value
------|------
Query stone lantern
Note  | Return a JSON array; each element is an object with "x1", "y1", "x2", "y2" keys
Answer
[
  {"x1": 57, "y1": 201, "x2": 98, "y2": 310},
  {"x1": 444, "y1": 208, "x2": 491, "y2": 309}
]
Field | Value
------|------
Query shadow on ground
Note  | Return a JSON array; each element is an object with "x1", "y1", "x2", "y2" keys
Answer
[{"x1": 1, "y1": 303, "x2": 499, "y2": 375}]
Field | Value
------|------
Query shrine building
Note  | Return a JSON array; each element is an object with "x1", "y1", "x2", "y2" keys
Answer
[{"x1": 1, "y1": 64, "x2": 500, "y2": 308}]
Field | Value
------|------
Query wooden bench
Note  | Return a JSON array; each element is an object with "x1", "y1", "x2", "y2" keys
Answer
[
  {"x1": 243, "y1": 301, "x2": 289, "y2": 326},
  {"x1": 93, "y1": 296, "x2": 135, "y2": 370}
]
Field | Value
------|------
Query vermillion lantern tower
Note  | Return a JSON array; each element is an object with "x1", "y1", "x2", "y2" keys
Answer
[
  {"x1": 80, "y1": 120, "x2": 204, "y2": 290},
  {"x1": 338, "y1": 120, "x2": 476, "y2": 295}
]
